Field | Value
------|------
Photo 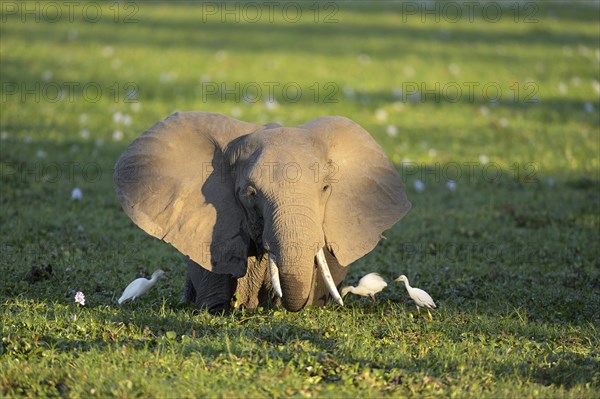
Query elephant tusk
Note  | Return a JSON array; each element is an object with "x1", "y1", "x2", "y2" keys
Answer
[
  {"x1": 316, "y1": 248, "x2": 344, "y2": 306},
  {"x1": 268, "y1": 253, "x2": 283, "y2": 298}
]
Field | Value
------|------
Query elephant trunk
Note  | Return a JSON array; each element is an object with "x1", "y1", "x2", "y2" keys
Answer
[
  {"x1": 264, "y1": 202, "x2": 323, "y2": 312},
  {"x1": 271, "y1": 234, "x2": 319, "y2": 312}
]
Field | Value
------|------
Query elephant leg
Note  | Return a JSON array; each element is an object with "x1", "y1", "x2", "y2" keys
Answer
[
  {"x1": 308, "y1": 248, "x2": 348, "y2": 307},
  {"x1": 234, "y1": 255, "x2": 281, "y2": 309},
  {"x1": 184, "y1": 257, "x2": 236, "y2": 313},
  {"x1": 181, "y1": 272, "x2": 196, "y2": 304}
]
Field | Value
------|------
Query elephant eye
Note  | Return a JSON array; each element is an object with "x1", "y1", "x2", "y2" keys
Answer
[
  {"x1": 322, "y1": 184, "x2": 331, "y2": 192},
  {"x1": 243, "y1": 186, "x2": 257, "y2": 198}
]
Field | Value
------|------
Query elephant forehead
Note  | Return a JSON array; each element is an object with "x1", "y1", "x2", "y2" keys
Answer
[
  {"x1": 257, "y1": 129, "x2": 325, "y2": 160},
  {"x1": 254, "y1": 127, "x2": 319, "y2": 148},
  {"x1": 234, "y1": 128, "x2": 330, "y2": 185}
]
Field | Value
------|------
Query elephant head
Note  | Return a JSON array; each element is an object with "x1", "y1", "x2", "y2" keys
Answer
[{"x1": 114, "y1": 112, "x2": 410, "y2": 311}]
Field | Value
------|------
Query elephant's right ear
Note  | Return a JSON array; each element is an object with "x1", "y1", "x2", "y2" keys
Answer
[{"x1": 114, "y1": 112, "x2": 261, "y2": 277}]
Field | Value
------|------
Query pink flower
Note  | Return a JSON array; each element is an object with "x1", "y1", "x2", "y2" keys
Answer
[{"x1": 74, "y1": 291, "x2": 85, "y2": 306}]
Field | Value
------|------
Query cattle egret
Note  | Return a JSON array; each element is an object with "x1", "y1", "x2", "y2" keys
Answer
[
  {"x1": 341, "y1": 273, "x2": 388, "y2": 303},
  {"x1": 118, "y1": 270, "x2": 165, "y2": 304},
  {"x1": 395, "y1": 275, "x2": 436, "y2": 319}
]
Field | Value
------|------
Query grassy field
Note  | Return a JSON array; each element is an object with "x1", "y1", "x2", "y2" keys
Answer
[{"x1": 1, "y1": 1, "x2": 599, "y2": 397}]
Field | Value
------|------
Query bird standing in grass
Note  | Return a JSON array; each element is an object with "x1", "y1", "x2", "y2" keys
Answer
[
  {"x1": 118, "y1": 270, "x2": 165, "y2": 304},
  {"x1": 395, "y1": 275, "x2": 436, "y2": 319},
  {"x1": 341, "y1": 273, "x2": 388, "y2": 303}
]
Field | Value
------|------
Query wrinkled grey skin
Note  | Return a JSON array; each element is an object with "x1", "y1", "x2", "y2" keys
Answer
[{"x1": 114, "y1": 112, "x2": 410, "y2": 312}]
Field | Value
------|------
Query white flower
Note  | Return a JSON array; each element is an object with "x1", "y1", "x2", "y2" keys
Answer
[
  {"x1": 231, "y1": 107, "x2": 242, "y2": 118},
  {"x1": 386, "y1": 125, "x2": 398, "y2": 137},
  {"x1": 479, "y1": 106, "x2": 490, "y2": 116},
  {"x1": 264, "y1": 98, "x2": 278, "y2": 111},
  {"x1": 558, "y1": 82, "x2": 568, "y2": 95},
  {"x1": 42, "y1": 70, "x2": 53, "y2": 82},
  {"x1": 159, "y1": 71, "x2": 177, "y2": 83},
  {"x1": 375, "y1": 108, "x2": 388, "y2": 122},
  {"x1": 584, "y1": 103, "x2": 594, "y2": 113},
  {"x1": 479, "y1": 154, "x2": 489, "y2": 164},
  {"x1": 403, "y1": 65, "x2": 415, "y2": 77},
  {"x1": 71, "y1": 188, "x2": 82, "y2": 201},
  {"x1": 393, "y1": 102, "x2": 405, "y2": 111},
  {"x1": 428, "y1": 148, "x2": 437, "y2": 157},
  {"x1": 499, "y1": 118, "x2": 510, "y2": 128},
  {"x1": 102, "y1": 46, "x2": 114, "y2": 57},
  {"x1": 357, "y1": 54, "x2": 371, "y2": 65},
  {"x1": 112, "y1": 130, "x2": 123, "y2": 141},
  {"x1": 343, "y1": 85, "x2": 355, "y2": 98},
  {"x1": 80, "y1": 128, "x2": 90, "y2": 139},
  {"x1": 36, "y1": 149, "x2": 47, "y2": 158},
  {"x1": 547, "y1": 178, "x2": 555, "y2": 187},
  {"x1": 113, "y1": 112, "x2": 123, "y2": 123},
  {"x1": 414, "y1": 180, "x2": 425, "y2": 192},
  {"x1": 593, "y1": 80, "x2": 600, "y2": 95},
  {"x1": 74, "y1": 291, "x2": 85, "y2": 306},
  {"x1": 215, "y1": 50, "x2": 227, "y2": 62},
  {"x1": 446, "y1": 180, "x2": 457, "y2": 192},
  {"x1": 1, "y1": 131, "x2": 8, "y2": 140},
  {"x1": 122, "y1": 115, "x2": 132, "y2": 126},
  {"x1": 448, "y1": 63, "x2": 460, "y2": 76}
]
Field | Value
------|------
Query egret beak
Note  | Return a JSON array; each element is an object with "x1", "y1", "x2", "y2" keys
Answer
[{"x1": 316, "y1": 248, "x2": 343, "y2": 306}]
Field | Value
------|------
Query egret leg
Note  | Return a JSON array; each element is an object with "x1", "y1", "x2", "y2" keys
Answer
[
  {"x1": 427, "y1": 308, "x2": 432, "y2": 320},
  {"x1": 369, "y1": 294, "x2": 376, "y2": 304}
]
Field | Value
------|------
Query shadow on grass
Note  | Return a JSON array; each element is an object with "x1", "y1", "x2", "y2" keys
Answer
[
  {"x1": 6, "y1": 298, "x2": 597, "y2": 391},
  {"x1": 3, "y1": 5, "x2": 598, "y2": 60}
]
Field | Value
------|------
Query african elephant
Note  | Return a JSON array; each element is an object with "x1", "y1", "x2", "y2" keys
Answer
[{"x1": 114, "y1": 112, "x2": 410, "y2": 312}]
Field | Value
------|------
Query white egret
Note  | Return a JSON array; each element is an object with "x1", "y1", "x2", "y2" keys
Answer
[
  {"x1": 395, "y1": 275, "x2": 436, "y2": 319},
  {"x1": 118, "y1": 270, "x2": 165, "y2": 304},
  {"x1": 341, "y1": 273, "x2": 388, "y2": 303}
]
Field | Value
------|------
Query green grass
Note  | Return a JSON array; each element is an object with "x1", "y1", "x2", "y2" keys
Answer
[{"x1": 1, "y1": 1, "x2": 599, "y2": 397}]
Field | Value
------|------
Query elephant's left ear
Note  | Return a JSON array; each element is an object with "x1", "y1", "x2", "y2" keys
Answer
[{"x1": 301, "y1": 116, "x2": 411, "y2": 266}]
